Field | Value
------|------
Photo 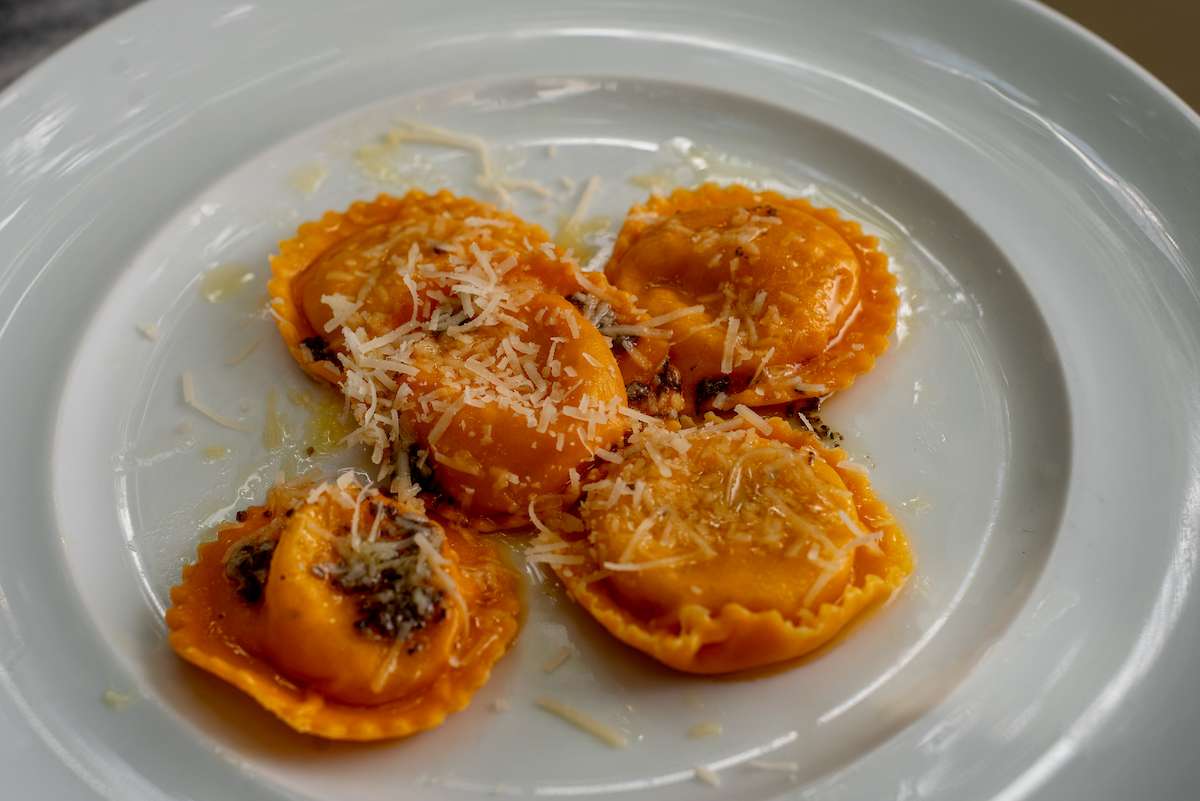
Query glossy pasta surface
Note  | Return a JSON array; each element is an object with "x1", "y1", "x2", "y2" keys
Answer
[
  {"x1": 607, "y1": 184, "x2": 898, "y2": 411},
  {"x1": 549, "y1": 417, "x2": 912, "y2": 673},
  {"x1": 166, "y1": 482, "x2": 520, "y2": 740}
]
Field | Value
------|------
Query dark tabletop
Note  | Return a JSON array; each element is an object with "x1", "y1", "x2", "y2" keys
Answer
[{"x1": 0, "y1": 0, "x2": 139, "y2": 88}]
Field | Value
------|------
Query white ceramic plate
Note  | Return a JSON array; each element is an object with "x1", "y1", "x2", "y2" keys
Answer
[{"x1": 2, "y1": 1, "x2": 1199, "y2": 799}]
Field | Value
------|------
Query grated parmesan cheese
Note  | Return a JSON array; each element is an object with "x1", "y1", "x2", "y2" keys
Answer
[
  {"x1": 181, "y1": 371, "x2": 252, "y2": 432},
  {"x1": 541, "y1": 646, "x2": 572, "y2": 674},
  {"x1": 617, "y1": 515, "x2": 658, "y2": 563},
  {"x1": 750, "y1": 346, "x2": 775, "y2": 386},
  {"x1": 636, "y1": 304, "x2": 706, "y2": 330},
  {"x1": 535, "y1": 697, "x2": 628, "y2": 748},
  {"x1": 603, "y1": 554, "x2": 693, "y2": 572},
  {"x1": 790, "y1": 379, "x2": 828, "y2": 394},
  {"x1": 557, "y1": 175, "x2": 601, "y2": 242},
  {"x1": 687, "y1": 721, "x2": 723, "y2": 739},
  {"x1": 377, "y1": 120, "x2": 552, "y2": 206},
  {"x1": 201, "y1": 445, "x2": 230, "y2": 462},
  {"x1": 427, "y1": 392, "x2": 469, "y2": 445},
  {"x1": 720, "y1": 317, "x2": 741, "y2": 374},
  {"x1": 619, "y1": 406, "x2": 659, "y2": 425},
  {"x1": 102, "y1": 689, "x2": 132, "y2": 710},
  {"x1": 749, "y1": 289, "x2": 768, "y2": 317},
  {"x1": 733, "y1": 404, "x2": 772, "y2": 435}
]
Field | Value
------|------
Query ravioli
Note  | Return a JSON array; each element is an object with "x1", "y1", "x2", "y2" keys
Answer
[
  {"x1": 562, "y1": 271, "x2": 680, "y2": 418},
  {"x1": 165, "y1": 478, "x2": 520, "y2": 740},
  {"x1": 396, "y1": 291, "x2": 628, "y2": 517},
  {"x1": 605, "y1": 184, "x2": 897, "y2": 412},
  {"x1": 267, "y1": 191, "x2": 666, "y2": 519},
  {"x1": 268, "y1": 189, "x2": 665, "y2": 389},
  {"x1": 269, "y1": 190, "x2": 568, "y2": 384},
  {"x1": 544, "y1": 415, "x2": 911, "y2": 673}
]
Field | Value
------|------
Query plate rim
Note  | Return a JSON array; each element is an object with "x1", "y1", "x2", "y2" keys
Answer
[{"x1": 2, "y1": 1, "x2": 1199, "y2": 800}]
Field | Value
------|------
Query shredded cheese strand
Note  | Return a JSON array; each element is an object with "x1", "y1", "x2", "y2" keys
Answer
[
  {"x1": 180, "y1": 371, "x2": 252, "y2": 432},
  {"x1": 535, "y1": 697, "x2": 628, "y2": 748}
]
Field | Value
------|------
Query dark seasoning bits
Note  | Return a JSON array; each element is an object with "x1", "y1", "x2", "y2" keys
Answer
[
  {"x1": 625, "y1": 360, "x2": 684, "y2": 417},
  {"x1": 300, "y1": 335, "x2": 336, "y2": 364},
  {"x1": 612, "y1": 333, "x2": 640, "y2": 353},
  {"x1": 407, "y1": 444, "x2": 440, "y2": 495},
  {"x1": 221, "y1": 494, "x2": 449, "y2": 649},
  {"x1": 568, "y1": 292, "x2": 638, "y2": 353},
  {"x1": 789, "y1": 397, "x2": 844, "y2": 446},
  {"x1": 312, "y1": 506, "x2": 447, "y2": 646},
  {"x1": 624, "y1": 381, "x2": 651, "y2": 403},
  {"x1": 656, "y1": 360, "x2": 682, "y2": 392},
  {"x1": 223, "y1": 535, "x2": 277, "y2": 604},
  {"x1": 695, "y1": 375, "x2": 730, "y2": 408},
  {"x1": 567, "y1": 292, "x2": 615, "y2": 330}
]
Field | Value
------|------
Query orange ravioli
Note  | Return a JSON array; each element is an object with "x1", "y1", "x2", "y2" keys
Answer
[
  {"x1": 606, "y1": 184, "x2": 897, "y2": 411},
  {"x1": 165, "y1": 480, "x2": 520, "y2": 740},
  {"x1": 267, "y1": 191, "x2": 667, "y2": 519},
  {"x1": 567, "y1": 271, "x2": 681, "y2": 418},
  {"x1": 546, "y1": 416, "x2": 911, "y2": 674},
  {"x1": 398, "y1": 292, "x2": 629, "y2": 518},
  {"x1": 268, "y1": 189, "x2": 581, "y2": 385}
]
